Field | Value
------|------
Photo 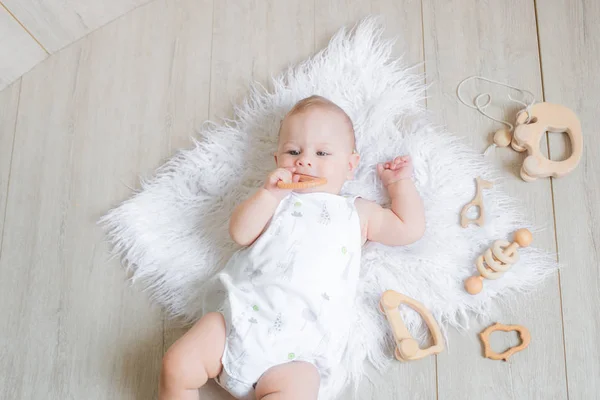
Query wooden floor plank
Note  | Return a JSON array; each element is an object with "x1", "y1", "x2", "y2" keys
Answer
[
  {"x1": 2, "y1": 0, "x2": 150, "y2": 53},
  {"x1": 0, "y1": 80, "x2": 20, "y2": 256},
  {"x1": 0, "y1": 0, "x2": 213, "y2": 398},
  {"x1": 536, "y1": 0, "x2": 600, "y2": 397},
  {"x1": 422, "y1": 0, "x2": 567, "y2": 398},
  {"x1": 0, "y1": 6, "x2": 46, "y2": 91},
  {"x1": 206, "y1": 0, "x2": 314, "y2": 121}
]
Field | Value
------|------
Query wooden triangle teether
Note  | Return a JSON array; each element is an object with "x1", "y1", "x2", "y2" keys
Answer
[
  {"x1": 379, "y1": 290, "x2": 445, "y2": 361},
  {"x1": 480, "y1": 322, "x2": 531, "y2": 361}
]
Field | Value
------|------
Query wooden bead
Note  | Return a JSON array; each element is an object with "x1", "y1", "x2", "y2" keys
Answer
[
  {"x1": 465, "y1": 276, "x2": 483, "y2": 294},
  {"x1": 493, "y1": 129, "x2": 512, "y2": 147},
  {"x1": 513, "y1": 228, "x2": 533, "y2": 247},
  {"x1": 398, "y1": 338, "x2": 420, "y2": 358}
]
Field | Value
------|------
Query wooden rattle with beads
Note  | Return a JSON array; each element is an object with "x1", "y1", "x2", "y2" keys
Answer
[
  {"x1": 277, "y1": 174, "x2": 327, "y2": 190},
  {"x1": 464, "y1": 228, "x2": 533, "y2": 295}
]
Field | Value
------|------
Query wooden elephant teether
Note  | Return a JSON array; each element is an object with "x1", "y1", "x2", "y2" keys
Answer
[
  {"x1": 277, "y1": 174, "x2": 327, "y2": 189},
  {"x1": 379, "y1": 290, "x2": 444, "y2": 361},
  {"x1": 464, "y1": 229, "x2": 533, "y2": 295},
  {"x1": 507, "y1": 102, "x2": 583, "y2": 182}
]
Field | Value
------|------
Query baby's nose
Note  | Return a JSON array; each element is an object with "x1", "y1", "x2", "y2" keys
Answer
[{"x1": 296, "y1": 157, "x2": 312, "y2": 167}]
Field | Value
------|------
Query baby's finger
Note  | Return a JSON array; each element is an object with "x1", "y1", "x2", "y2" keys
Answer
[
  {"x1": 274, "y1": 169, "x2": 293, "y2": 183},
  {"x1": 270, "y1": 173, "x2": 283, "y2": 185},
  {"x1": 394, "y1": 156, "x2": 408, "y2": 164},
  {"x1": 377, "y1": 163, "x2": 384, "y2": 175}
]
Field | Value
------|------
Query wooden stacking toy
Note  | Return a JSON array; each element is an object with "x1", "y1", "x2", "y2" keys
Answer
[
  {"x1": 379, "y1": 290, "x2": 445, "y2": 361},
  {"x1": 464, "y1": 229, "x2": 533, "y2": 295}
]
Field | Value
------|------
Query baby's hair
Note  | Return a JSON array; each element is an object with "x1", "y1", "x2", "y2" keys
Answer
[{"x1": 279, "y1": 95, "x2": 356, "y2": 151}]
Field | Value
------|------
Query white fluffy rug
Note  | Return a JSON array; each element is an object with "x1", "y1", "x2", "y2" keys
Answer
[{"x1": 101, "y1": 17, "x2": 557, "y2": 399}]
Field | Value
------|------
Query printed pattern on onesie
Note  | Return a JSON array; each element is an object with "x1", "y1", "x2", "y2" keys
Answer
[{"x1": 218, "y1": 192, "x2": 362, "y2": 388}]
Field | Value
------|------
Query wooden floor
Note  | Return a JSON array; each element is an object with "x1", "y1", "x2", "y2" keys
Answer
[{"x1": 0, "y1": 0, "x2": 598, "y2": 399}]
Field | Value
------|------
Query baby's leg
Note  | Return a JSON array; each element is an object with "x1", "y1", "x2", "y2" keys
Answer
[
  {"x1": 159, "y1": 312, "x2": 226, "y2": 400},
  {"x1": 254, "y1": 361, "x2": 320, "y2": 400}
]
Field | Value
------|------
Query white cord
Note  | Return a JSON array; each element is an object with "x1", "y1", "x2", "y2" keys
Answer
[{"x1": 456, "y1": 76, "x2": 536, "y2": 132}]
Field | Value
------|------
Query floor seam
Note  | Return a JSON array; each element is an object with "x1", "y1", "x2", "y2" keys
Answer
[
  {"x1": 0, "y1": 78, "x2": 22, "y2": 262},
  {"x1": 0, "y1": 1, "x2": 50, "y2": 54},
  {"x1": 533, "y1": 0, "x2": 570, "y2": 398}
]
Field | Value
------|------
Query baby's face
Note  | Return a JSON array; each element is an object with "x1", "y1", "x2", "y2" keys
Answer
[{"x1": 275, "y1": 107, "x2": 359, "y2": 194}]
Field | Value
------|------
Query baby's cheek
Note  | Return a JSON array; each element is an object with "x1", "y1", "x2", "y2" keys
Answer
[
  {"x1": 277, "y1": 155, "x2": 293, "y2": 168},
  {"x1": 324, "y1": 163, "x2": 346, "y2": 182}
]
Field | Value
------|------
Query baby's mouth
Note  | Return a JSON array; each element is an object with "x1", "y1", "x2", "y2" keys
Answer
[{"x1": 295, "y1": 173, "x2": 320, "y2": 180}]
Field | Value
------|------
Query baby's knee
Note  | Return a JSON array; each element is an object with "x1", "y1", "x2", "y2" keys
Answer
[
  {"x1": 160, "y1": 352, "x2": 187, "y2": 390},
  {"x1": 160, "y1": 349, "x2": 209, "y2": 392},
  {"x1": 255, "y1": 361, "x2": 320, "y2": 399},
  {"x1": 291, "y1": 361, "x2": 320, "y2": 387}
]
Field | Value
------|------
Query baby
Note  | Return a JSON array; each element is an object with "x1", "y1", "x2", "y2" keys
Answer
[{"x1": 159, "y1": 95, "x2": 426, "y2": 400}]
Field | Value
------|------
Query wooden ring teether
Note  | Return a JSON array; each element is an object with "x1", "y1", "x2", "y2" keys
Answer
[
  {"x1": 277, "y1": 174, "x2": 327, "y2": 189},
  {"x1": 379, "y1": 290, "x2": 445, "y2": 361},
  {"x1": 511, "y1": 102, "x2": 583, "y2": 182},
  {"x1": 480, "y1": 322, "x2": 531, "y2": 361}
]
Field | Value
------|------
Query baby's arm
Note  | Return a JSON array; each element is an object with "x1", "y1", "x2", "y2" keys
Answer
[
  {"x1": 360, "y1": 156, "x2": 425, "y2": 246},
  {"x1": 229, "y1": 167, "x2": 297, "y2": 246}
]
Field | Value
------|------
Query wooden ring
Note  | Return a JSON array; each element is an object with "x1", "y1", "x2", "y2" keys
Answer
[
  {"x1": 480, "y1": 322, "x2": 531, "y2": 361},
  {"x1": 277, "y1": 174, "x2": 327, "y2": 189}
]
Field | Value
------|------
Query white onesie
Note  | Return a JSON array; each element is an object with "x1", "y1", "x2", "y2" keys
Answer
[{"x1": 212, "y1": 191, "x2": 362, "y2": 399}]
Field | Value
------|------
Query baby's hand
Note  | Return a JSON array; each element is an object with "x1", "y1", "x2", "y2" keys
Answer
[
  {"x1": 377, "y1": 155, "x2": 414, "y2": 187},
  {"x1": 263, "y1": 167, "x2": 300, "y2": 200}
]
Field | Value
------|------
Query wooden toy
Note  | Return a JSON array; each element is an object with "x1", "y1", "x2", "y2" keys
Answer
[
  {"x1": 277, "y1": 174, "x2": 327, "y2": 189},
  {"x1": 460, "y1": 177, "x2": 493, "y2": 228},
  {"x1": 493, "y1": 128, "x2": 512, "y2": 147},
  {"x1": 494, "y1": 102, "x2": 583, "y2": 182},
  {"x1": 480, "y1": 322, "x2": 531, "y2": 361},
  {"x1": 464, "y1": 228, "x2": 533, "y2": 295},
  {"x1": 379, "y1": 290, "x2": 444, "y2": 361}
]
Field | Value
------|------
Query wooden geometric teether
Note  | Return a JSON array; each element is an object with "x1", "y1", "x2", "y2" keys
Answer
[
  {"x1": 464, "y1": 228, "x2": 533, "y2": 295},
  {"x1": 460, "y1": 177, "x2": 493, "y2": 228},
  {"x1": 480, "y1": 322, "x2": 531, "y2": 361},
  {"x1": 499, "y1": 102, "x2": 583, "y2": 182},
  {"x1": 379, "y1": 290, "x2": 444, "y2": 361},
  {"x1": 277, "y1": 173, "x2": 327, "y2": 190}
]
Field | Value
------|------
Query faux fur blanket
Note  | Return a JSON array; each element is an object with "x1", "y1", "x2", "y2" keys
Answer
[{"x1": 100, "y1": 17, "x2": 557, "y2": 399}]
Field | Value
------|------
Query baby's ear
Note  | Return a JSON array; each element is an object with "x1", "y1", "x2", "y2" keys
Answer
[
  {"x1": 273, "y1": 152, "x2": 278, "y2": 165},
  {"x1": 347, "y1": 152, "x2": 360, "y2": 178}
]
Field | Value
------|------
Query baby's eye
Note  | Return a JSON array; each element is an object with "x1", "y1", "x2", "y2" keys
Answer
[
  {"x1": 316, "y1": 151, "x2": 329, "y2": 156},
  {"x1": 287, "y1": 150, "x2": 300, "y2": 156}
]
